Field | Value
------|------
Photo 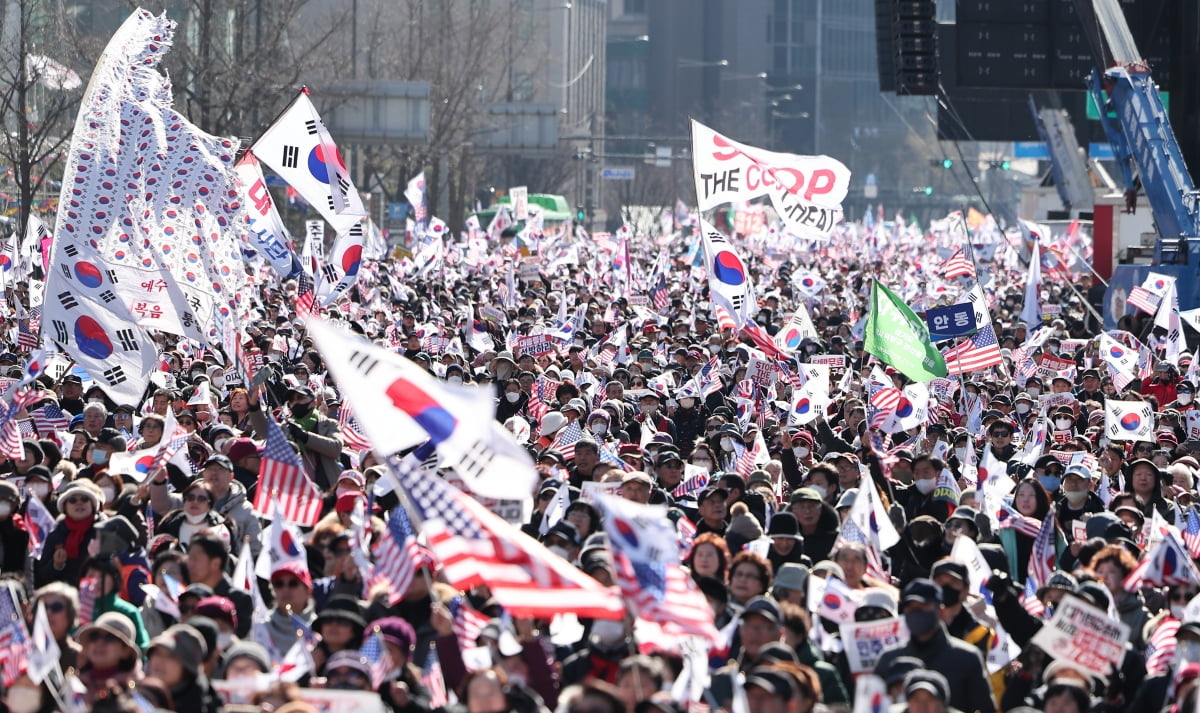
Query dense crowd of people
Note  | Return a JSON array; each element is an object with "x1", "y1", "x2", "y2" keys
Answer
[{"x1": 0, "y1": 211, "x2": 1194, "y2": 713}]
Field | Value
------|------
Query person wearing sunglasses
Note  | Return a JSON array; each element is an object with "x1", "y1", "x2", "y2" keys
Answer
[
  {"x1": 153, "y1": 481, "x2": 231, "y2": 550},
  {"x1": 33, "y1": 480, "x2": 104, "y2": 588},
  {"x1": 33, "y1": 582, "x2": 81, "y2": 672},
  {"x1": 74, "y1": 611, "x2": 144, "y2": 706},
  {"x1": 266, "y1": 561, "x2": 315, "y2": 656}
]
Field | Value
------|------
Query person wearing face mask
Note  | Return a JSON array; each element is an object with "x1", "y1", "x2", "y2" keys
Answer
[
  {"x1": 875, "y1": 578, "x2": 995, "y2": 713},
  {"x1": 632, "y1": 391, "x2": 677, "y2": 445},
  {"x1": 496, "y1": 378, "x2": 527, "y2": 421},
  {"x1": 489, "y1": 351, "x2": 518, "y2": 390},
  {"x1": 1033, "y1": 454, "x2": 1066, "y2": 496},
  {"x1": 1023, "y1": 376, "x2": 1044, "y2": 400},
  {"x1": 1167, "y1": 380, "x2": 1199, "y2": 412},
  {"x1": 248, "y1": 384, "x2": 343, "y2": 492},
  {"x1": 1129, "y1": 616, "x2": 1200, "y2": 712},
  {"x1": 1049, "y1": 406, "x2": 1078, "y2": 439},
  {"x1": 1011, "y1": 392, "x2": 1036, "y2": 429},
  {"x1": 931, "y1": 559, "x2": 1006, "y2": 703},
  {"x1": 777, "y1": 429, "x2": 817, "y2": 491},
  {"x1": 714, "y1": 424, "x2": 745, "y2": 473},
  {"x1": 155, "y1": 481, "x2": 232, "y2": 550},
  {"x1": 1053, "y1": 464, "x2": 1105, "y2": 531}
]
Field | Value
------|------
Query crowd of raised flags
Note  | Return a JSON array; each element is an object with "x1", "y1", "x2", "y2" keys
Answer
[{"x1": 0, "y1": 7, "x2": 1200, "y2": 713}]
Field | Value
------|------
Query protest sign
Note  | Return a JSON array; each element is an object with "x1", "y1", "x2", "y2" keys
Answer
[
  {"x1": 214, "y1": 682, "x2": 386, "y2": 713},
  {"x1": 840, "y1": 618, "x2": 909, "y2": 673},
  {"x1": 809, "y1": 354, "x2": 846, "y2": 369},
  {"x1": 1029, "y1": 597, "x2": 1129, "y2": 677},
  {"x1": 745, "y1": 354, "x2": 779, "y2": 387},
  {"x1": 515, "y1": 334, "x2": 555, "y2": 356}
]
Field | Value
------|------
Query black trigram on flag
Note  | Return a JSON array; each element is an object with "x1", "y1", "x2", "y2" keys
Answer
[
  {"x1": 102, "y1": 366, "x2": 127, "y2": 385},
  {"x1": 304, "y1": 119, "x2": 318, "y2": 135},
  {"x1": 348, "y1": 350, "x2": 380, "y2": 378},
  {"x1": 57, "y1": 292, "x2": 78, "y2": 310},
  {"x1": 729, "y1": 293, "x2": 746, "y2": 312},
  {"x1": 282, "y1": 145, "x2": 300, "y2": 169},
  {"x1": 115, "y1": 329, "x2": 139, "y2": 352}
]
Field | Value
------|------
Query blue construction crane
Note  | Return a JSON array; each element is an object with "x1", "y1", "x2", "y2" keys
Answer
[{"x1": 1078, "y1": 0, "x2": 1200, "y2": 326}]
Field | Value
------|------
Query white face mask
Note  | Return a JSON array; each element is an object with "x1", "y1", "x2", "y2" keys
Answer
[
  {"x1": 955, "y1": 447, "x2": 969, "y2": 462},
  {"x1": 591, "y1": 423, "x2": 607, "y2": 436},
  {"x1": 640, "y1": 404, "x2": 657, "y2": 416},
  {"x1": 505, "y1": 392, "x2": 521, "y2": 403},
  {"x1": 720, "y1": 437, "x2": 735, "y2": 452},
  {"x1": 100, "y1": 486, "x2": 116, "y2": 503},
  {"x1": 1181, "y1": 394, "x2": 1194, "y2": 405},
  {"x1": 1055, "y1": 418, "x2": 1073, "y2": 430},
  {"x1": 0, "y1": 502, "x2": 11, "y2": 518},
  {"x1": 678, "y1": 398, "x2": 695, "y2": 409},
  {"x1": 1027, "y1": 387, "x2": 1041, "y2": 397},
  {"x1": 4, "y1": 685, "x2": 41, "y2": 713},
  {"x1": 30, "y1": 483, "x2": 48, "y2": 499},
  {"x1": 793, "y1": 446, "x2": 810, "y2": 459},
  {"x1": 548, "y1": 545, "x2": 570, "y2": 561},
  {"x1": 590, "y1": 618, "x2": 626, "y2": 646},
  {"x1": 217, "y1": 631, "x2": 233, "y2": 650},
  {"x1": 185, "y1": 511, "x2": 208, "y2": 524},
  {"x1": 1015, "y1": 403, "x2": 1030, "y2": 414},
  {"x1": 447, "y1": 376, "x2": 462, "y2": 385},
  {"x1": 809, "y1": 484, "x2": 827, "y2": 499},
  {"x1": 214, "y1": 438, "x2": 229, "y2": 454},
  {"x1": 1063, "y1": 489, "x2": 1089, "y2": 506},
  {"x1": 915, "y1": 478, "x2": 937, "y2": 494},
  {"x1": 709, "y1": 345, "x2": 721, "y2": 354},
  {"x1": 1172, "y1": 604, "x2": 1188, "y2": 620}
]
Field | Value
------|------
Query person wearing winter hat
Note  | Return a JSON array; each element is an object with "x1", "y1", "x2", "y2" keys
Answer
[
  {"x1": 146, "y1": 624, "x2": 223, "y2": 713},
  {"x1": 368, "y1": 616, "x2": 433, "y2": 709},
  {"x1": 311, "y1": 594, "x2": 367, "y2": 674},
  {"x1": 34, "y1": 479, "x2": 104, "y2": 588},
  {"x1": 724, "y1": 501, "x2": 764, "y2": 553},
  {"x1": 765, "y1": 512, "x2": 808, "y2": 573},
  {"x1": 219, "y1": 639, "x2": 272, "y2": 680}
]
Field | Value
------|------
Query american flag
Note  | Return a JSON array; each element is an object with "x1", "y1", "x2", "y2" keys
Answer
[
  {"x1": 869, "y1": 387, "x2": 901, "y2": 430},
  {"x1": 597, "y1": 443, "x2": 635, "y2": 473},
  {"x1": 16, "y1": 313, "x2": 38, "y2": 351},
  {"x1": 939, "y1": 248, "x2": 976, "y2": 279},
  {"x1": 741, "y1": 322, "x2": 789, "y2": 361},
  {"x1": 336, "y1": 404, "x2": 372, "y2": 451},
  {"x1": 295, "y1": 271, "x2": 316, "y2": 317},
  {"x1": 549, "y1": 419, "x2": 584, "y2": 461},
  {"x1": 1020, "y1": 576, "x2": 1046, "y2": 618},
  {"x1": 422, "y1": 648, "x2": 448, "y2": 709},
  {"x1": 1146, "y1": 616, "x2": 1180, "y2": 676},
  {"x1": 942, "y1": 324, "x2": 1003, "y2": 374},
  {"x1": 650, "y1": 272, "x2": 670, "y2": 312},
  {"x1": 27, "y1": 403, "x2": 66, "y2": 436},
  {"x1": 672, "y1": 472, "x2": 709, "y2": 498},
  {"x1": 391, "y1": 458, "x2": 622, "y2": 619},
  {"x1": 526, "y1": 375, "x2": 560, "y2": 425},
  {"x1": 0, "y1": 584, "x2": 29, "y2": 686},
  {"x1": 78, "y1": 576, "x2": 99, "y2": 625},
  {"x1": 1025, "y1": 506, "x2": 1057, "y2": 601},
  {"x1": 447, "y1": 594, "x2": 489, "y2": 655},
  {"x1": 1184, "y1": 508, "x2": 1200, "y2": 559},
  {"x1": 603, "y1": 502, "x2": 718, "y2": 643},
  {"x1": 713, "y1": 302, "x2": 738, "y2": 332},
  {"x1": 149, "y1": 410, "x2": 190, "y2": 475},
  {"x1": 372, "y1": 505, "x2": 425, "y2": 605},
  {"x1": 676, "y1": 516, "x2": 697, "y2": 559},
  {"x1": 359, "y1": 629, "x2": 394, "y2": 690},
  {"x1": 680, "y1": 355, "x2": 722, "y2": 399},
  {"x1": 1127, "y1": 286, "x2": 1162, "y2": 315},
  {"x1": 252, "y1": 417, "x2": 322, "y2": 526}
]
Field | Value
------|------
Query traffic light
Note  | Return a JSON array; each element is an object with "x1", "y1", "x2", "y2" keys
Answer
[
  {"x1": 1000, "y1": 160, "x2": 1011, "y2": 170},
  {"x1": 576, "y1": 204, "x2": 585, "y2": 223},
  {"x1": 942, "y1": 158, "x2": 954, "y2": 169},
  {"x1": 923, "y1": 186, "x2": 934, "y2": 196}
]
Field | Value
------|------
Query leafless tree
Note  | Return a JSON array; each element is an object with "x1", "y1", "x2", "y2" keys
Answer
[
  {"x1": 0, "y1": 0, "x2": 92, "y2": 239},
  {"x1": 127, "y1": 0, "x2": 350, "y2": 141}
]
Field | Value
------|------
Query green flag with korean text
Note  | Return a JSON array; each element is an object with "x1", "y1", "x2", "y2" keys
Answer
[{"x1": 863, "y1": 280, "x2": 948, "y2": 382}]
